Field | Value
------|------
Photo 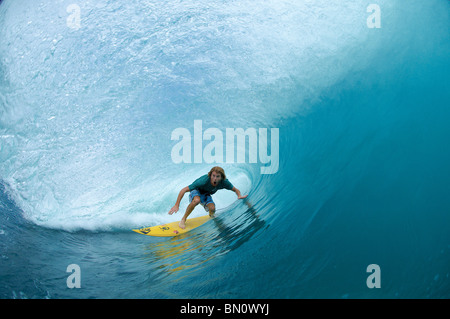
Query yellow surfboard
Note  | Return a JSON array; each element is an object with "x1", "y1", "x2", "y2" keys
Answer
[{"x1": 133, "y1": 215, "x2": 213, "y2": 237}]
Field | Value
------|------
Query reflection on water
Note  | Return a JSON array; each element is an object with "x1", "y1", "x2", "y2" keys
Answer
[
  {"x1": 210, "y1": 199, "x2": 267, "y2": 254},
  {"x1": 141, "y1": 198, "x2": 268, "y2": 281}
]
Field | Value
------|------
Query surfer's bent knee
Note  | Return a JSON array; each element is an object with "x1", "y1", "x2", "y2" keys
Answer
[{"x1": 191, "y1": 196, "x2": 201, "y2": 205}]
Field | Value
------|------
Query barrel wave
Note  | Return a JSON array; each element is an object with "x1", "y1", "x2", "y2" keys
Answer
[{"x1": 1, "y1": 0, "x2": 449, "y2": 298}]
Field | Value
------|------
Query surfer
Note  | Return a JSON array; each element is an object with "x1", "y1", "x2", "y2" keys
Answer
[{"x1": 168, "y1": 166, "x2": 248, "y2": 229}]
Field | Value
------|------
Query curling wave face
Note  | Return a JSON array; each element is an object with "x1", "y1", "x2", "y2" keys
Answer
[
  {"x1": 0, "y1": 0, "x2": 449, "y2": 298},
  {"x1": 0, "y1": 0, "x2": 373, "y2": 231}
]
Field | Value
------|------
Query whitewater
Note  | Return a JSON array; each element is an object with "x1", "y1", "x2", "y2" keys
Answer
[{"x1": 0, "y1": 0, "x2": 449, "y2": 298}]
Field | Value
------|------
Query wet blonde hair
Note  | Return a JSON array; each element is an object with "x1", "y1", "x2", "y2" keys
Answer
[{"x1": 208, "y1": 166, "x2": 226, "y2": 180}]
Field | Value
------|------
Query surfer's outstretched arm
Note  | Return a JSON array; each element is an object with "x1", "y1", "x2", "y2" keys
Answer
[
  {"x1": 232, "y1": 187, "x2": 248, "y2": 199},
  {"x1": 168, "y1": 186, "x2": 189, "y2": 215}
]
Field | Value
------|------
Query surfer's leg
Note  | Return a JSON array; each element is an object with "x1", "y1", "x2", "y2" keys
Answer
[
  {"x1": 205, "y1": 195, "x2": 215, "y2": 216},
  {"x1": 179, "y1": 195, "x2": 200, "y2": 229},
  {"x1": 206, "y1": 203, "x2": 216, "y2": 217}
]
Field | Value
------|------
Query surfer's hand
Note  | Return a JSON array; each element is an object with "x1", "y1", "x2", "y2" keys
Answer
[
  {"x1": 233, "y1": 187, "x2": 247, "y2": 200},
  {"x1": 168, "y1": 205, "x2": 179, "y2": 215}
]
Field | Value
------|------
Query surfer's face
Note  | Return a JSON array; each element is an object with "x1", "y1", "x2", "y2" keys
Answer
[{"x1": 210, "y1": 171, "x2": 222, "y2": 187}]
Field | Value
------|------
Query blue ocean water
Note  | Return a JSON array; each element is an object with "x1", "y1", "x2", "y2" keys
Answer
[{"x1": 1, "y1": 0, "x2": 449, "y2": 299}]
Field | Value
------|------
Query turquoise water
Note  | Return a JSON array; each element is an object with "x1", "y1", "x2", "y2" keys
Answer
[{"x1": 1, "y1": 0, "x2": 449, "y2": 298}]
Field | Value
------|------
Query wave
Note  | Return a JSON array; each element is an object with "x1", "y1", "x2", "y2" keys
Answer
[
  {"x1": 0, "y1": 0, "x2": 371, "y2": 231},
  {"x1": 1, "y1": 0, "x2": 449, "y2": 298}
]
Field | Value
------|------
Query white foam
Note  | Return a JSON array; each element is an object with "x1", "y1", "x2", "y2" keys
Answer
[{"x1": 19, "y1": 166, "x2": 254, "y2": 232}]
